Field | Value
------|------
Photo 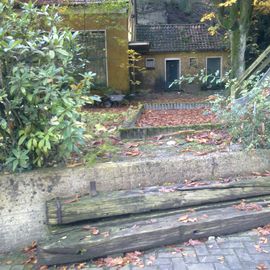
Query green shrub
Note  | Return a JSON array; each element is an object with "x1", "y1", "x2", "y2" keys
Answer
[{"x1": 0, "y1": 2, "x2": 95, "y2": 171}]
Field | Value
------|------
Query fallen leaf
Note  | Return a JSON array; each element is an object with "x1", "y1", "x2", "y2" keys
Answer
[
  {"x1": 82, "y1": 226, "x2": 99, "y2": 235},
  {"x1": 124, "y1": 143, "x2": 139, "y2": 149},
  {"x1": 260, "y1": 237, "x2": 268, "y2": 244},
  {"x1": 76, "y1": 263, "x2": 86, "y2": 269},
  {"x1": 254, "y1": 244, "x2": 268, "y2": 253},
  {"x1": 22, "y1": 241, "x2": 37, "y2": 253},
  {"x1": 39, "y1": 266, "x2": 48, "y2": 270},
  {"x1": 185, "y1": 239, "x2": 203, "y2": 246},
  {"x1": 183, "y1": 179, "x2": 208, "y2": 187},
  {"x1": 218, "y1": 256, "x2": 225, "y2": 263},
  {"x1": 93, "y1": 251, "x2": 143, "y2": 268},
  {"x1": 257, "y1": 224, "x2": 270, "y2": 236},
  {"x1": 63, "y1": 194, "x2": 80, "y2": 204},
  {"x1": 23, "y1": 255, "x2": 37, "y2": 265},
  {"x1": 233, "y1": 200, "x2": 262, "y2": 212},
  {"x1": 125, "y1": 149, "x2": 141, "y2": 157},
  {"x1": 257, "y1": 263, "x2": 268, "y2": 270},
  {"x1": 178, "y1": 215, "x2": 198, "y2": 223},
  {"x1": 159, "y1": 186, "x2": 176, "y2": 193}
]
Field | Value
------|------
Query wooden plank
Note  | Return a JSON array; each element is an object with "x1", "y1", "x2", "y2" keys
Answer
[
  {"x1": 48, "y1": 195, "x2": 270, "y2": 236},
  {"x1": 46, "y1": 177, "x2": 270, "y2": 225},
  {"x1": 233, "y1": 45, "x2": 270, "y2": 97},
  {"x1": 39, "y1": 200, "x2": 270, "y2": 265}
]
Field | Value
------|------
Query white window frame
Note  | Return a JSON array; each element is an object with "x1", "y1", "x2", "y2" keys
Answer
[
  {"x1": 77, "y1": 29, "x2": 108, "y2": 87},
  {"x1": 164, "y1": 58, "x2": 181, "y2": 83},
  {"x1": 145, "y1": 58, "x2": 156, "y2": 69},
  {"x1": 206, "y1": 56, "x2": 223, "y2": 78}
]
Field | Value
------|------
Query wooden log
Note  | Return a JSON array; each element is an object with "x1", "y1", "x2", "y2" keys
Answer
[
  {"x1": 39, "y1": 200, "x2": 270, "y2": 265},
  {"x1": 46, "y1": 177, "x2": 270, "y2": 225}
]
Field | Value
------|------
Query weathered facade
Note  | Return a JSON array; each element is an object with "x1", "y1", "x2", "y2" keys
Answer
[
  {"x1": 31, "y1": 0, "x2": 130, "y2": 92},
  {"x1": 130, "y1": 24, "x2": 229, "y2": 90},
  {"x1": 62, "y1": 6, "x2": 130, "y2": 92}
]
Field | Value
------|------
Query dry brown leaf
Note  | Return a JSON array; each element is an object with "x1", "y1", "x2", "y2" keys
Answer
[
  {"x1": 23, "y1": 255, "x2": 37, "y2": 265},
  {"x1": 22, "y1": 241, "x2": 37, "y2": 253},
  {"x1": 233, "y1": 201, "x2": 262, "y2": 212},
  {"x1": 125, "y1": 149, "x2": 141, "y2": 157},
  {"x1": 93, "y1": 251, "x2": 143, "y2": 268},
  {"x1": 218, "y1": 256, "x2": 225, "y2": 263},
  {"x1": 260, "y1": 237, "x2": 268, "y2": 244},
  {"x1": 76, "y1": 263, "x2": 86, "y2": 269},
  {"x1": 257, "y1": 224, "x2": 270, "y2": 236},
  {"x1": 82, "y1": 226, "x2": 99, "y2": 235},
  {"x1": 159, "y1": 187, "x2": 176, "y2": 193},
  {"x1": 257, "y1": 263, "x2": 268, "y2": 270},
  {"x1": 185, "y1": 239, "x2": 203, "y2": 246},
  {"x1": 39, "y1": 266, "x2": 48, "y2": 270},
  {"x1": 63, "y1": 194, "x2": 80, "y2": 204},
  {"x1": 178, "y1": 215, "x2": 198, "y2": 223}
]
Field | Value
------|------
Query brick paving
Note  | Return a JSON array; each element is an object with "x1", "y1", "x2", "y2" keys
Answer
[
  {"x1": 1, "y1": 230, "x2": 270, "y2": 270},
  {"x1": 84, "y1": 231, "x2": 270, "y2": 270}
]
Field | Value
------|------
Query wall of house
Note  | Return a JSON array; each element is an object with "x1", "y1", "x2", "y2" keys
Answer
[
  {"x1": 139, "y1": 50, "x2": 229, "y2": 90},
  {"x1": 62, "y1": 8, "x2": 130, "y2": 92}
]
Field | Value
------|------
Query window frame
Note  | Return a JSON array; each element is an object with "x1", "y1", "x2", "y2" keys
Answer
[
  {"x1": 206, "y1": 56, "x2": 223, "y2": 78},
  {"x1": 145, "y1": 58, "x2": 156, "y2": 69}
]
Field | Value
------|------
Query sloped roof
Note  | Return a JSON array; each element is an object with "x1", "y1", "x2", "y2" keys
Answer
[{"x1": 136, "y1": 24, "x2": 226, "y2": 52}]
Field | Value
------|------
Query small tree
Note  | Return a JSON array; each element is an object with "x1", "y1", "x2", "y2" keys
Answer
[
  {"x1": 128, "y1": 49, "x2": 145, "y2": 93},
  {"x1": 0, "y1": 2, "x2": 94, "y2": 171}
]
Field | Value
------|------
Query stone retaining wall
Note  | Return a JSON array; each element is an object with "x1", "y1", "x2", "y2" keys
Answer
[{"x1": 1, "y1": 150, "x2": 270, "y2": 253}]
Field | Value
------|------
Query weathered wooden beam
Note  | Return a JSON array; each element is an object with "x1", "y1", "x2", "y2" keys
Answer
[
  {"x1": 39, "y1": 200, "x2": 270, "y2": 265},
  {"x1": 48, "y1": 195, "x2": 270, "y2": 236},
  {"x1": 46, "y1": 177, "x2": 270, "y2": 225},
  {"x1": 232, "y1": 45, "x2": 270, "y2": 97}
]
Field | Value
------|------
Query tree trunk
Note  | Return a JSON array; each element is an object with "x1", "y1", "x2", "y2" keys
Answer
[{"x1": 230, "y1": 28, "x2": 247, "y2": 79}]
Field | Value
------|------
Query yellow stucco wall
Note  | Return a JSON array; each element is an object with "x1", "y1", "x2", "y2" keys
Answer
[
  {"x1": 61, "y1": 8, "x2": 130, "y2": 92},
  {"x1": 140, "y1": 51, "x2": 229, "y2": 90}
]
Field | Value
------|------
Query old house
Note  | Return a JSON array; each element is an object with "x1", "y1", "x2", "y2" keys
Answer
[{"x1": 129, "y1": 23, "x2": 229, "y2": 91}]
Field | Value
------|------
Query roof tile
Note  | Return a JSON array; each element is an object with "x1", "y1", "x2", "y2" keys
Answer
[{"x1": 136, "y1": 24, "x2": 226, "y2": 52}]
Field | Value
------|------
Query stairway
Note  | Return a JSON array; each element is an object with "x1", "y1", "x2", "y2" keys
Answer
[{"x1": 38, "y1": 176, "x2": 270, "y2": 266}]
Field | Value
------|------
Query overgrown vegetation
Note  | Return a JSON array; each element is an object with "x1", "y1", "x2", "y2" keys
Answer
[
  {"x1": 174, "y1": 68, "x2": 270, "y2": 149},
  {"x1": 0, "y1": 2, "x2": 95, "y2": 171},
  {"x1": 82, "y1": 107, "x2": 136, "y2": 165},
  {"x1": 211, "y1": 75, "x2": 270, "y2": 149}
]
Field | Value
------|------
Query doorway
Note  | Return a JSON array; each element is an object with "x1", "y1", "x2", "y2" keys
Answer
[{"x1": 165, "y1": 59, "x2": 180, "y2": 90}]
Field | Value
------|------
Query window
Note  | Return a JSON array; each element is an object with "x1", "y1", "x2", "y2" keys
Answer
[
  {"x1": 189, "y1": 57, "x2": 198, "y2": 68},
  {"x1": 145, "y1": 58, "x2": 155, "y2": 69},
  {"x1": 77, "y1": 30, "x2": 107, "y2": 87},
  {"x1": 206, "y1": 57, "x2": 222, "y2": 78}
]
